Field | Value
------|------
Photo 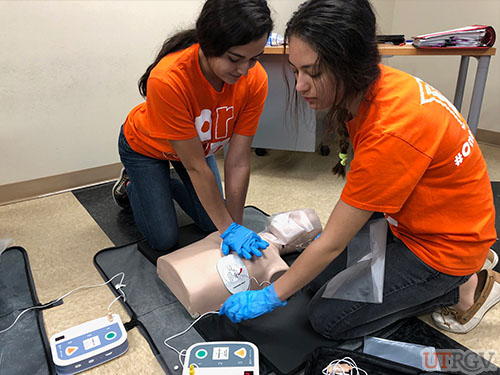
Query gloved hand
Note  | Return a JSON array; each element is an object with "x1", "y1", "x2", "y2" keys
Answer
[
  {"x1": 220, "y1": 223, "x2": 269, "y2": 259},
  {"x1": 219, "y1": 283, "x2": 287, "y2": 323}
]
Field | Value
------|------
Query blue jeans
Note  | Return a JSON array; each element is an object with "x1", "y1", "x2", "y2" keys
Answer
[
  {"x1": 307, "y1": 217, "x2": 471, "y2": 340},
  {"x1": 118, "y1": 126, "x2": 223, "y2": 252}
]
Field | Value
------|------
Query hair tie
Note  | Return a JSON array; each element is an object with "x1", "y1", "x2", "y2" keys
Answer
[{"x1": 338, "y1": 153, "x2": 348, "y2": 166}]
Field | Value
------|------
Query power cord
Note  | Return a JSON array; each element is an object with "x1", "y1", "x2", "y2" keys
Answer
[{"x1": 0, "y1": 272, "x2": 126, "y2": 334}]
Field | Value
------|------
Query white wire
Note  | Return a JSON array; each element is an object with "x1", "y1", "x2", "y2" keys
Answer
[
  {"x1": 239, "y1": 274, "x2": 271, "y2": 288},
  {"x1": 0, "y1": 272, "x2": 126, "y2": 334},
  {"x1": 164, "y1": 311, "x2": 219, "y2": 366},
  {"x1": 322, "y1": 357, "x2": 368, "y2": 375},
  {"x1": 250, "y1": 276, "x2": 271, "y2": 287}
]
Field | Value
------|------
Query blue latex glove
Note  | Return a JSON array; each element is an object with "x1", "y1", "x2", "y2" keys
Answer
[
  {"x1": 220, "y1": 222, "x2": 269, "y2": 259},
  {"x1": 219, "y1": 283, "x2": 287, "y2": 323}
]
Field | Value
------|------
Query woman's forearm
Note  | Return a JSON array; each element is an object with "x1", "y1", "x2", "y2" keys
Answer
[
  {"x1": 224, "y1": 163, "x2": 251, "y2": 224},
  {"x1": 187, "y1": 165, "x2": 234, "y2": 233},
  {"x1": 274, "y1": 237, "x2": 344, "y2": 300}
]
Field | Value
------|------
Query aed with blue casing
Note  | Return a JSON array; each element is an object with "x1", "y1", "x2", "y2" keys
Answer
[
  {"x1": 183, "y1": 341, "x2": 259, "y2": 375},
  {"x1": 49, "y1": 314, "x2": 128, "y2": 375}
]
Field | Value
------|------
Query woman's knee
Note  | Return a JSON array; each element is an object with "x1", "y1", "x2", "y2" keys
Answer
[
  {"x1": 196, "y1": 219, "x2": 217, "y2": 233},
  {"x1": 308, "y1": 297, "x2": 361, "y2": 340},
  {"x1": 145, "y1": 229, "x2": 179, "y2": 253}
]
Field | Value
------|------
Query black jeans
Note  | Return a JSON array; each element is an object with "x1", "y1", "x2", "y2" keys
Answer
[
  {"x1": 307, "y1": 219, "x2": 471, "y2": 340},
  {"x1": 118, "y1": 126, "x2": 222, "y2": 252}
]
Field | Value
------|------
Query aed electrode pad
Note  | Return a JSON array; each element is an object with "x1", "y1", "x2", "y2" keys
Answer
[
  {"x1": 182, "y1": 341, "x2": 259, "y2": 375},
  {"x1": 216, "y1": 254, "x2": 250, "y2": 294}
]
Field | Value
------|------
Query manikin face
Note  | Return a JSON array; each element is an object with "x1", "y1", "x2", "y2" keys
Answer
[
  {"x1": 288, "y1": 35, "x2": 337, "y2": 110},
  {"x1": 206, "y1": 34, "x2": 268, "y2": 86}
]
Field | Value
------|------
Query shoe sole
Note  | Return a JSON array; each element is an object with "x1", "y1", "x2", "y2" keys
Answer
[
  {"x1": 482, "y1": 249, "x2": 499, "y2": 271},
  {"x1": 112, "y1": 169, "x2": 129, "y2": 208}
]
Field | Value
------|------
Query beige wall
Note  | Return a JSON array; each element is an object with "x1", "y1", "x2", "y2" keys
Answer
[
  {"x1": 0, "y1": 0, "x2": 302, "y2": 186},
  {"x1": 1, "y1": 0, "x2": 498, "y2": 187}
]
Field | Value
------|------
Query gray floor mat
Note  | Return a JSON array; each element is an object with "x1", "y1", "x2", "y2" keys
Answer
[{"x1": 0, "y1": 247, "x2": 55, "y2": 375}]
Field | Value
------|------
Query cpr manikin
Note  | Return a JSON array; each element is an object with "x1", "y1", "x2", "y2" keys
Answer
[{"x1": 157, "y1": 209, "x2": 322, "y2": 318}]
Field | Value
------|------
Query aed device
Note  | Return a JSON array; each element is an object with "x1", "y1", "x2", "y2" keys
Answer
[
  {"x1": 183, "y1": 341, "x2": 259, "y2": 375},
  {"x1": 49, "y1": 314, "x2": 128, "y2": 375}
]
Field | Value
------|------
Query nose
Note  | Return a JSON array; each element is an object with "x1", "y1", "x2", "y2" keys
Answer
[
  {"x1": 295, "y1": 72, "x2": 310, "y2": 94},
  {"x1": 237, "y1": 62, "x2": 250, "y2": 76}
]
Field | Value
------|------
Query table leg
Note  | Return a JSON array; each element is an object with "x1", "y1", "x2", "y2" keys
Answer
[
  {"x1": 453, "y1": 56, "x2": 469, "y2": 112},
  {"x1": 467, "y1": 55, "x2": 491, "y2": 135}
]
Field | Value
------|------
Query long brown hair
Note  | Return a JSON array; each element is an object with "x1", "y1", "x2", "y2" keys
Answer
[
  {"x1": 285, "y1": 0, "x2": 381, "y2": 176},
  {"x1": 138, "y1": 0, "x2": 273, "y2": 98}
]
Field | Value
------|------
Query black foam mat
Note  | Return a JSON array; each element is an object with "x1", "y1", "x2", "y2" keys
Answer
[{"x1": 0, "y1": 247, "x2": 55, "y2": 375}]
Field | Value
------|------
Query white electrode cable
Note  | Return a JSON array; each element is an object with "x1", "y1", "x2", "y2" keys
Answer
[
  {"x1": 242, "y1": 275, "x2": 271, "y2": 288},
  {"x1": 164, "y1": 311, "x2": 219, "y2": 366},
  {"x1": 322, "y1": 356, "x2": 368, "y2": 375},
  {"x1": 0, "y1": 272, "x2": 126, "y2": 334}
]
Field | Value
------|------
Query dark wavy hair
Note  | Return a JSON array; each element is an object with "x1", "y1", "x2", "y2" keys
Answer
[
  {"x1": 285, "y1": 0, "x2": 381, "y2": 176},
  {"x1": 138, "y1": 0, "x2": 273, "y2": 98}
]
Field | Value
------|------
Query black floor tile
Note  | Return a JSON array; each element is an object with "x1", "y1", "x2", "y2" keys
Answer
[
  {"x1": 73, "y1": 182, "x2": 143, "y2": 247},
  {"x1": 73, "y1": 181, "x2": 196, "y2": 248}
]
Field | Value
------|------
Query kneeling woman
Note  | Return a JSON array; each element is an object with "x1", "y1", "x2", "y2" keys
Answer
[
  {"x1": 220, "y1": 0, "x2": 499, "y2": 337},
  {"x1": 113, "y1": 0, "x2": 272, "y2": 258}
]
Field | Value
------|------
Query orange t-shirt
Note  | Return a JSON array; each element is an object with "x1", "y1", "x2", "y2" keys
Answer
[
  {"x1": 123, "y1": 43, "x2": 268, "y2": 161},
  {"x1": 341, "y1": 65, "x2": 496, "y2": 276}
]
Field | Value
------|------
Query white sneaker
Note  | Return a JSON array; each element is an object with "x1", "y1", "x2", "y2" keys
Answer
[
  {"x1": 431, "y1": 269, "x2": 500, "y2": 333},
  {"x1": 481, "y1": 248, "x2": 499, "y2": 271}
]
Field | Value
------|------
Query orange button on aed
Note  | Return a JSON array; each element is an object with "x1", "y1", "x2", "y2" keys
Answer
[
  {"x1": 65, "y1": 346, "x2": 78, "y2": 356},
  {"x1": 234, "y1": 348, "x2": 247, "y2": 359}
]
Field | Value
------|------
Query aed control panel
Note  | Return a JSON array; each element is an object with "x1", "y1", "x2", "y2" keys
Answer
[{"x1": 182, "y1": 341, "x2": 259, "y2": 375}]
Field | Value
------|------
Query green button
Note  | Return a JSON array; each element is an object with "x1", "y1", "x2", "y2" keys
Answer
[
  {"x1": 195, "y1": 349, "x2": 208, "y2": 359},
  {"x1": 105, "y1": 332, "x2": 116, "y2": 340}
]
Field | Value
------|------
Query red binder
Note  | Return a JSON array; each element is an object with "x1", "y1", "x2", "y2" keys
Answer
[{"x1": 413, "y1": 25, "x2": 496, "y2": 49}]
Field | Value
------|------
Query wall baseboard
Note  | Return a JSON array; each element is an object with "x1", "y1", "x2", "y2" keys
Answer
[
  {"x1": 0, "y1": 133, "x2": 497, "y2": 206},
  {"x1": 476, "y1": 129, "x2": 500, "y2": 147},
  {"x1": 0, "y1": 163, "x2": 123, "y2": 206}
]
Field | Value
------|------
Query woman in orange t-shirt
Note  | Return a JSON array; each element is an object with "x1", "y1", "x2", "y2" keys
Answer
[
  {"x1": 113, "y1": 0, "x2": 272, "y2": 258},
  {"x1": 220, "y1": 0, "x2": 500, "y2": 338}
]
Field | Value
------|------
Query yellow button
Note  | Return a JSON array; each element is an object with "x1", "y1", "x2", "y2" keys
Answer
[
  {"x1": 65, "y1": 346, "x2": 78, "y2": 356},
  {"x1": 234, "y1": 348, "x2": 247, "y2": 359}
]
